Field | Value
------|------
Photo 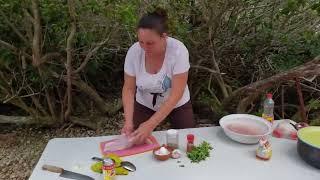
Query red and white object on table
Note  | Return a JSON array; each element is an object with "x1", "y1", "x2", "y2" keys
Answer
[{"x1": 272, "y1": 119, "x2": 297, "y2": 140}]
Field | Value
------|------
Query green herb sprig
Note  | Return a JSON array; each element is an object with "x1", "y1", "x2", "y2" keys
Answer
[{"x1": 187, "y1": 141, "x2": 213, "y2": 163}]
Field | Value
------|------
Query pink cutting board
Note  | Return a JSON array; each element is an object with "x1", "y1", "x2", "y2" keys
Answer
[{"x1": 100, "y1": 135, "x2": 160, "y2": 157}]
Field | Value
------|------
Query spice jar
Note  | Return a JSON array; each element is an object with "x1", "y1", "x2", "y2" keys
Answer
[
  {"x1": 186, "y1": 134, "x2": 195, "y2": 153},
  {"x1": 256, "y1": 136, "x2": 272, "y2": 160},
  {"x1": 166, "y1": 129, "x2": 179, "y2": 149}
]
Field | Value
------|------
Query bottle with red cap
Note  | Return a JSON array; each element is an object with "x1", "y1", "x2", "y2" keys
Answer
[
  {"x1": 262, "y1": 93, "x2": 274, "y2": 124},
  {"x1": 186, "y1": 134, "x2": 195, "y2": 153}
]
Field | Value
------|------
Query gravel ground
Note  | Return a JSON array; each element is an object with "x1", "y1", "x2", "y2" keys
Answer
[{"x1": 0, "y1": 115, "x2": 213, "y2": 180}]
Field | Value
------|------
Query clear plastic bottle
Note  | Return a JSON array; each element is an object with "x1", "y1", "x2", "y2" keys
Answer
[{"x1": 262, "y1": 93, "x2": 274, "y2": 124}]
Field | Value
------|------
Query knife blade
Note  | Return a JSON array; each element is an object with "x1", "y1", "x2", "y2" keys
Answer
[{"x1": 42, "y1": 164, "x2": 94, "y2": 180}]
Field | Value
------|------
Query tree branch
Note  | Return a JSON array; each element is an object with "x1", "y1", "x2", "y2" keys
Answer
[
  {"x1": 0, "y1": 40, "x2": 32, "y2": 59},
  {"x1": 73, "y1": 36, "x2": 111, "y2": 74},
  {"x1": 45, "y1": 90, "x2": 57, "y2": 121},
  {"x1": 0, "y1": 39, "x2": 16, "y2": 51},
  {"x1": 40, "y1": 52, "x2": 62, "y2": 64},
  {"x1": 51, "y1": 71, "x2": 122, "y2": 115},
  {"x1": 31, "y1": 0, "x2": 42, "y2": 67},
  {"x1": 210, "y1": 42, "x2": 229, "y2": 98},
  {"x1": 30, "y1": 95, "x2": 49, "y2": 116},
  {"x1": 222, "y1": 55, "x2": 320, "y2": 112},
  {"x1": 65, "y1": 0, "x2": 77, "y2": 120},
  {"x1": 0, "y1": 9, "x2": 29, "y2": 45},
  {"x1": 191, "y1": 65, "x2": 226, "y2": 75},
  {"x1": 23, "y1": 9, "x2": 35, "y2": 24}
]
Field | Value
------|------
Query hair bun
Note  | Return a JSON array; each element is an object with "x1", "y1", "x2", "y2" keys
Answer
[
  {"x1": 153, "y1": 7, "x2": 167, "y2": 20},
  {"x1": 139, "y1": 7, "x2": 169, "y2": 34}
]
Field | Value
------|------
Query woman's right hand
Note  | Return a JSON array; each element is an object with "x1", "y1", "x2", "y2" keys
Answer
[{"x1": 121, "y1": 120, "x2": 134, "y2": 136}]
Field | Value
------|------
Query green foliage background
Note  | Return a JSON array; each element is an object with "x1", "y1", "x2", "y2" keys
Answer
[{"x1": 0, "y1": 0, "x2": 319, "y2": 125}]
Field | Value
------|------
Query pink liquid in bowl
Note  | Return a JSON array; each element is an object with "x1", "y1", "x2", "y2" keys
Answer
[{"x1": 226, "y1": 123, "x2": 266, "y2": 136}]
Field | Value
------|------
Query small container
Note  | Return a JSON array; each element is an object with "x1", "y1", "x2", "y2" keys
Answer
[
  {"x1": 153, "y1": 145, "x2": 172, "y2": 161},
  {"x1": 166, "y1": 129, "x2": 179, "y2": 150},
  {"x1": 103, "y1": 158, "x2": 116, "y2": 180},
  {"x1": 186, "y1": 134, "x2": 195, "y2": 153},
  {"x1": 256, "y1": 137, "x2": 272, "y2": 160}
]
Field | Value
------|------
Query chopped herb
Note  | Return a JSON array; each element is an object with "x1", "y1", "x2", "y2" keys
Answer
[{"x1": 187, "y1": 141, "x2": 213, "y2": 163}]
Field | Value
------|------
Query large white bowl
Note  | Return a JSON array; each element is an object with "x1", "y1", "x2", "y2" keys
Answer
[{"x1": 219, "y1": 114, "x2": 272, "y2": 144}]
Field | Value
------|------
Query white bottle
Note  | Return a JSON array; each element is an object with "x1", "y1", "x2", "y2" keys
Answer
[{"x1": 166, "y1": 129, "x2": 179, "y2": 149}]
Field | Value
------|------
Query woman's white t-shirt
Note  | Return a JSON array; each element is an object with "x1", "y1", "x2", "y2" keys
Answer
[{"x1": 124, "y1": 37, "x2": 190, "y2": 111}]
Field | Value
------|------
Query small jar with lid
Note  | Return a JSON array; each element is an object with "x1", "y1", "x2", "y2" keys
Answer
[
  {"x1": 186, "y1": 134, "x2": 195, "y2": 153},
  {"x1": 166, "y1": 129, "x2": 179, "y2": 150}
]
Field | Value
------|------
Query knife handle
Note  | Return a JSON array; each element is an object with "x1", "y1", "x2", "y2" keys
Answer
[
  {"x1": 92, "y1": 157, "x2": 104, "y2": 161},
  {"x1": 42, "y1": 164, "x2": 64, "y2": 173}
]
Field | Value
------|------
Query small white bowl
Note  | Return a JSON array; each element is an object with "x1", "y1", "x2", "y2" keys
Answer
[{"x1": 219, "y1": 114, "x2": 272, "y2": 144}]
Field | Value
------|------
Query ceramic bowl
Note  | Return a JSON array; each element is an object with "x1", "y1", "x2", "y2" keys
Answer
[
  {"x1": 153, "y1": 146, "x2": 172, "y2": 161},
  {"x1": 219, "y1": 114, "x2": 272, "y2": 144}
]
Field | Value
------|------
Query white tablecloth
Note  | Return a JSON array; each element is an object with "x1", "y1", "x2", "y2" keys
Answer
[{"x1": 29, "y1": 126, "x2": 320, "y2": 180}]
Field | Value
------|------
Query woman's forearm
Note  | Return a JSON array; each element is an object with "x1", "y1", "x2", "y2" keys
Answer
[{"x1": 122, "y1": 86, "x2": 135, "y2": 123}]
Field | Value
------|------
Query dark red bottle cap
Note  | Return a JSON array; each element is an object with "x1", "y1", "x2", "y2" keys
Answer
[
  {"x1": 266, "y1": 93, "x2": 272, "y2": 99},
  {"x1": 187, "y1": 134, "x2": 194, "y2": 143}
]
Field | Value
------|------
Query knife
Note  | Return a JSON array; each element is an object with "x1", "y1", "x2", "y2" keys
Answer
[{"x1": 42, "y1": 164, "x2": 94, "y2": 180}]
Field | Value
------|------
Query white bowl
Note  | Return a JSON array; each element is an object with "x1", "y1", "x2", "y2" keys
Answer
[{"x1": 219, "y1": 114, "x2": 272, "y2": 144}]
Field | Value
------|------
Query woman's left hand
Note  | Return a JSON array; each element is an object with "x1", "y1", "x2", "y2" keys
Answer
[{"x1": 130, "y1": 120, "x2": 156, "y2": 145}]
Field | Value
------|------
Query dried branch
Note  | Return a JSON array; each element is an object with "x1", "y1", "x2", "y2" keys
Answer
[
  {"x1": 191, "y1": 65, "x2": 226, "y2": 75},
  {"x1": 0, "y1": 72, "x2": 38, "y2": 116},
  {"x1": 237, "y1": 55, "x2": 319, "y2": 94},
  {"x1": 210, "y1": 41, "x2": 229, "y2": 98},
  {"x1": 2, "y1": 65, "x2": 27, "y2": 104},
  {"x1": 223, "y1": 55, "x2": 320, "y2": 112},
  {"x1": 0, "y1": 39, "x2": 17, "y2": 51},
  {"x1": 300, "y1": 82, "x2": 320, "y2": 93},
  {"x1": 20, "y1": 92, "x2": 40, "y2": 98},
  {"x1": 0, "y1": 115, "x2": 50, "y2": 125}
]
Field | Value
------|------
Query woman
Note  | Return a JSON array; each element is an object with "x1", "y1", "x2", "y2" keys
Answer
[{"x1": 121, "y1": 8, "x2": 195, "y2": 145}]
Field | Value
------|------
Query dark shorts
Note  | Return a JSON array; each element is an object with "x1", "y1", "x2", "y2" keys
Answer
[{"x1": 133, "y1": 100, "x2": 196, "y2": 129}]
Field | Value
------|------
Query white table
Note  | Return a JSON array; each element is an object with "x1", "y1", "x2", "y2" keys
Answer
[{"x1": 29, "y1": 126, "x2": 320, "y2": 180}]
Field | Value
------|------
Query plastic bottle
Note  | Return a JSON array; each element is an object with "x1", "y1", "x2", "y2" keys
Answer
[{"x1": 262, "y1": 93, "x2": 274, "y2": 124}]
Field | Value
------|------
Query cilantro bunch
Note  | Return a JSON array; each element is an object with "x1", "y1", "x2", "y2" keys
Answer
[{"x1": 187, "y1": 141, "x2": 213, "y2": 163}]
